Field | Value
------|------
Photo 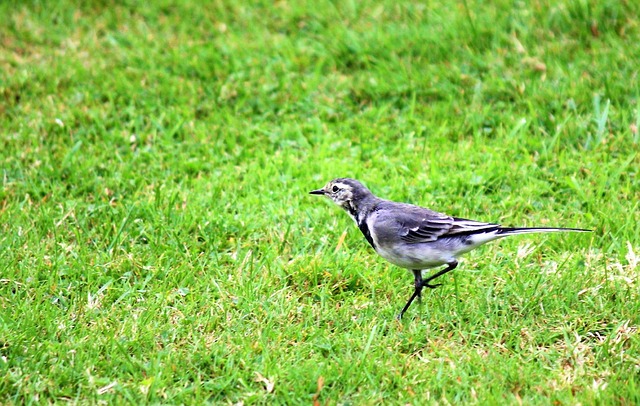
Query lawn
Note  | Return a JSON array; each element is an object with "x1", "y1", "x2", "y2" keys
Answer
[{"x1": 1, "y1": 0, "x2": 639, "y2": 403}]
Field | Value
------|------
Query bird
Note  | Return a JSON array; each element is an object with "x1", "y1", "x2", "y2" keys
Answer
[{"x1": 309, "y1": 178, "x2": 591, "y2": 319}]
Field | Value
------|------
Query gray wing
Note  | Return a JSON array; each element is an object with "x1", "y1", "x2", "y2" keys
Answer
[{"x1": 377, "y1": 202, "x2": 500, "y2": 244}]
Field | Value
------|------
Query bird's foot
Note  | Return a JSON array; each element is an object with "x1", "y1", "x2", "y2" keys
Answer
[{"x1": 422, "y1": 282, "x2": 442, "y2": 289}]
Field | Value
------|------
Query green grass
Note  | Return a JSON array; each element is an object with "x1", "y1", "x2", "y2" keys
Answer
[{"x1": 1, "y1": 0, "x2": 639, "y2": 403}]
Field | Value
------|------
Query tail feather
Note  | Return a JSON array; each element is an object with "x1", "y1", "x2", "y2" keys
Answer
[
  {"x1": 460, "y1": 226, "x2": 591, "y2": 250},
  {"x1": 496, "y1": 227, "x2": 592, "y2": 236}
]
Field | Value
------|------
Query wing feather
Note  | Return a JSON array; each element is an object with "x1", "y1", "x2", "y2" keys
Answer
[
  {"x1": 397, "y1": 209, "x2": 500, "y2": 244},
  {"x1": 448, "y1": 217, "x2": 500, "y2": 235},
  {"x1": 392, "y1": 203, "x2": 455, "y2": 243},
  {"x1": 373, "y1": 201, "x2": 501, "y2": 245}
]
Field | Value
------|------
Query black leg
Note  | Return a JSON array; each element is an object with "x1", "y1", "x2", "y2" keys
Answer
[
  {"x1": 422, "y1": 260, "x2": 458, "y2": 288},
  {"x1": 397, "y1": 270, "x2": 423, "y2": 320},
  {"x1": 413, "y1": 269, "x2": 423, "y2": 302},
  {"x1": 397, "y1": 261, "x2": 459, "y2": 320}
]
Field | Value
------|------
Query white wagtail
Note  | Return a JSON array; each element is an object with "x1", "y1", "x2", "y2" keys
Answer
[{"x1": 310, "y1": 178, "x2": 591, "y2": 319}]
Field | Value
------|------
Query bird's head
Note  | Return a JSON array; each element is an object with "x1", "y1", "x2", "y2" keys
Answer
[{"x1": 309, "y1": 178, "x2": 372, "y2": 213}]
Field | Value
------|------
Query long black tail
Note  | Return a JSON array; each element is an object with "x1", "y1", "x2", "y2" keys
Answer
[{"x1": 496, "y1": 227, "x2": 592, "y2": 236}]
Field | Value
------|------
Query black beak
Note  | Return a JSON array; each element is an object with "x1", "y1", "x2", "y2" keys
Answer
[{"x1": 309, "y1": 189, "x2": 325, "y2": 195}]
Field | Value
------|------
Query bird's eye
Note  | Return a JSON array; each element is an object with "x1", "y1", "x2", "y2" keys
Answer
[{"x1": 332, "y1": 186, "x2": 339, "y2": 193}]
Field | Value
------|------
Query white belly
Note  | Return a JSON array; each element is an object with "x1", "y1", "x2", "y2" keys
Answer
[{"x1": 373, "y1": 243, "x2": 452, "y2": 270}]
